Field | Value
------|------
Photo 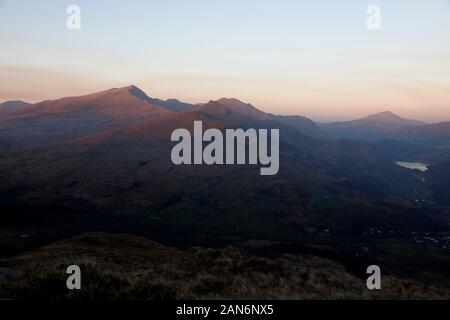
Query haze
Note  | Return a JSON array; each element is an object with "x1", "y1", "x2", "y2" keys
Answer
[{"x1": 0, "y1": 0, "x2": 449, "y2": 122}]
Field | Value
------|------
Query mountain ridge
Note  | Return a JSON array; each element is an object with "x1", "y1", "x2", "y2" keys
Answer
[
  {"x1": 0, "y1": 100, "x2": 32, "y2": 113},
  {"x1": 320, "y1": 110, "x2": 428, "y2": 141},
  {"x1": 3, "y1": 86, "x2": 448, "y2": 146},
  {"x1": 324, "y1": 110, "x2": 426, "y2": 128}
]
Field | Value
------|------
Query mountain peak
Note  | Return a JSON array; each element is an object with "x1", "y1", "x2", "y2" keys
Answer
[
  {"x1": 376, "y1": 110, "x2": 396, "y2": 116},
  {"x1": 321, "y1": 110, "x2": 427, "y2": 140},
  {"x1": 364, "y1": 110, "x2": 401, "y2": 121},
  {"x1": 124, "y1": 85, "x2": 150, "y2": 100},
  {"x1": 102, "y1": 85, "x2": 147, "y2": 97},
  {"x1": 106, "y1": 85, "x2": 159, "y2": 105},
  {"x1": 110, "y1": 86, "x2": 195, "y2": 112},
  {"x1": 217, "y1": 97, "x2": 249, "y2": 106},
  {"x1": 361, "y1": 110, "x2": 426, "y2": 126},
  {"x1": 0, "y1": 100, "x2": 32, "y2": 113},
  {"x1": 212, "y1": 98, "x2": 271, "y2": 120},
  {"x1": 81, "y1": 85, "x2": 147, "y2": 100},
  {"x1": 113, "y1": 84, "x2": 139, "y2": 91}
]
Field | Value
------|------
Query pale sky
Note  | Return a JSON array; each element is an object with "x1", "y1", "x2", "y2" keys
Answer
[{"x1": 1, "y1": 0, "x2": 449, "y2": 122}]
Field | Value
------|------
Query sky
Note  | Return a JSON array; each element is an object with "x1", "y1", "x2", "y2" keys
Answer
[{"x1": 0, "y1": 0, "x2": 449, "y2": 122}]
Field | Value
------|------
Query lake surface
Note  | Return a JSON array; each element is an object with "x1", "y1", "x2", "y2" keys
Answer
[{"x1": 395, "y1": 161, "x2": 429, "y2": 172}]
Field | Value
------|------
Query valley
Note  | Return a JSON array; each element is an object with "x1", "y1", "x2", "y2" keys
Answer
[{"x1": 1, "y1": 86, "x2": 450, "y2": 299}]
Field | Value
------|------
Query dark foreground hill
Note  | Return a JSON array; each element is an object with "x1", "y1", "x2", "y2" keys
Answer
[{"x1": 1, "y1": 232, "x2": 449, "y2": 300}]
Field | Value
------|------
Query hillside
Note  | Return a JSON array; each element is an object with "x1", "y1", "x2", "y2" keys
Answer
[
  {"x1": 0, "y1": 86, "x2": 171, "y2": 147},
  {"x1": 397, "y1": 122, "x2": 450, "y2": 144},
  {"x1": 1, "y1": 232, "x2": 449, "y2": 299}
]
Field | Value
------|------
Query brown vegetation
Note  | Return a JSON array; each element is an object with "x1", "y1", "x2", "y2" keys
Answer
[{"x1": 1, "y1": 232, "x2": 449, "y2": 300}]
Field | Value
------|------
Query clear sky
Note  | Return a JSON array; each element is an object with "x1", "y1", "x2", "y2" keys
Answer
[{"x1": 1, "y1": 0, "x2": 449, "y2": 122}]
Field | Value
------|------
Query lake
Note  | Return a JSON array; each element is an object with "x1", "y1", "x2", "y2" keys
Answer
[{"x1": 395, "y1": 161, "x2": 429, "y2": 172}]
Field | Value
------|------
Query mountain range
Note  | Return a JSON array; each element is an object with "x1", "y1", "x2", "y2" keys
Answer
[
  {"x1": 4, "y1": 89, "x2": 449, "y2": 147},
  {"x1": 0, "y1": 85, "x2": 446, "y2": 236},
  {"x1": 0, "y1": 86, "x2": 331, "y2": 148},
  {"x1": 2, "y1": 86, "x2": 450, "y2": 299}
]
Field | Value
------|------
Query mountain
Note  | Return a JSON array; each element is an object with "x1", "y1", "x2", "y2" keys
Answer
[
  {"x1": 320, "y1": 111, "x2": 426, "y2": 141},
  {"x1": 4, "y1": 85, "x2": 171, "y2": 120},
  {"x1": 0, "y1": 100, "x2": 32, "y2": 113},
  {"x1": 213, "y1": 98, "x2": 272, "y2": 120},
  {"x1": 76, "y1": 101, "x2": 237, "y2": 145},
  {"x1": 196, "y1": 100, "x2": 325, "y2": 152},
  {"x1": 321, "y1": 110, "x2": 450, "y2": 150},
  {"x1": 357, "y1": 111, "x2": 425, "y2": 128},
  {"x1": 0, "y1": 90, "x2": 324, "y2": 232},
  {"x1": 0, "y1": 88, "x2": 328, "y2": 149},
  {"x1": 120, "y1": 85, "x2": 195, "y2": 112},
  {"x1": 74, "y1": 98, "x2": 284, "y2": 147},
  {"x1": 330, "y1": 111, "x2": 426, "y2": 129},
  {"x1": 0, "y1": 87, "x2": 444, "y2": 240},
  {"x1": 0, "y1": 85, "x2": 172, "y2": 147},
  {"x1": 144, "y1": 97, "x2": 195, "y2": 112},
  {"x1": 206, "y1": 98, "x2": 329, "y2": 140}
]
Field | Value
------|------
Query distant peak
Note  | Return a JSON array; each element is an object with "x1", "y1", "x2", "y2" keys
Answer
[
  {"x1": 0, "y1": 100, "x2": 32, "y2": 112},
  {"x1": 363, "y1": 110, "x2": 403, "y2": 121},
  {"x1": 217, "y1": 97, "x2": 249, "y2": 105},
  {"x1": 377, "y1": 111, "x2": 396, "y2": 116},
  {"x1": 352, "y1": 110, "x2": 426, "y2": 126},
  {"x1": 0, "y1": 99, "x2": 29, "y2": 104},
  {"x1": 371, "y1": 110, "x2": 396, "y2": 116}
]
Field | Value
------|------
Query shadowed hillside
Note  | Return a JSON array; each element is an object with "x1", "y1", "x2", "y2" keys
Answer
[{"x1": 1, "y1": 232, "x2": 449, "y2": 300}]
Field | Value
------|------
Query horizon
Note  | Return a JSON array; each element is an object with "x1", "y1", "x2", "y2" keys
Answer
[
  {"x1": 1, "y1": 0, "x2": 450, "y2": 122},
  {"x1": 1, "y1": 84, "x2": 446, "y2": 124}
]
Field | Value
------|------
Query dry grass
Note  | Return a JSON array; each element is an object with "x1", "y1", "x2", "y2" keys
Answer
[{"x1": 1, "y1": 232, "x2": 449, "y2": 300}]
